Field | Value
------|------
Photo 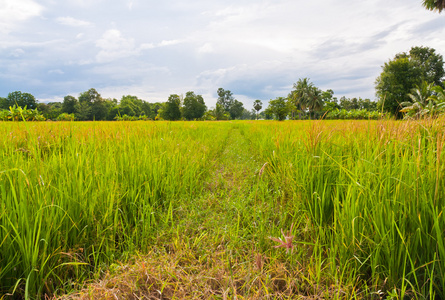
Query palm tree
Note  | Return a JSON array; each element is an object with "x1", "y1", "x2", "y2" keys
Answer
[
  {"x1": 422, "y1": 0, "x2": 445, "y2": 12},
  {"x1": 306, "y1": 86, "x2": 324, "y2": 119},
  {"x1": 253, "y1": 100, "x2": 262, "y2": 120},
  {"x1": 430, "y1": 81, "x2": 445, "y2": 113},
  {"x1": 400, "y1": 82, "x2": 433, "y2": 118},
  {"x1": 289, "y1": 78, "x2": 313, "y2": 119},
  {"x1": 430, "y1": 81, "x2": 445, "y2": 103}
]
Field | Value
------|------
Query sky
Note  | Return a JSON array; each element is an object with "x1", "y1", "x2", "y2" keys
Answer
[{"x1": 1, "y1": 0, "x2": 444, "y2": 109}]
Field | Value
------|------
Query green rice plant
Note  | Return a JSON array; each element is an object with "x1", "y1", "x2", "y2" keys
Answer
[
  {"x1": 0, "y1": 121, "x2": 230, "y2": 298},
  {"x1": 1, "y1": 119, "x2": 445, "y2": 299},
  {"x1": 251, "y1": 119, "x2": 445, "y2": 298}
]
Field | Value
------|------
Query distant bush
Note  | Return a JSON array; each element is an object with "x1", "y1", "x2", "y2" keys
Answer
[
  {"x1": 0, "y1": 105, "x2": 45, "y2": 121},
  {"x1": 57, "y1": 113, "x2": 75, "y2": 121},
  {"x1": 325, "y1": 109, "x2": 383, "y2": 120},
  {"x1": 114, "y1": 114, "x2": 151, "y2": 121}
]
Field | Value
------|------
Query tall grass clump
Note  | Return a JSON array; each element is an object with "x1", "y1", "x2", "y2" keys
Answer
[
  {"x1": 0, "y1": 121, "x2": 229, "y2": 298},
  {"x1": 250, "y1": 119, "x2": 445, "y2": 298}
]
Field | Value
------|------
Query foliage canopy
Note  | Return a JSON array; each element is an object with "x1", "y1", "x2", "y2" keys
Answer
[{"x1": 375, "y1": 46, "x2": 444, "y2": 118}]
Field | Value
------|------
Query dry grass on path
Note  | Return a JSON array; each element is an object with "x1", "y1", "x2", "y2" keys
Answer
[{"x1": 56, "y1": 242, "x2": 353, "y2": 300}]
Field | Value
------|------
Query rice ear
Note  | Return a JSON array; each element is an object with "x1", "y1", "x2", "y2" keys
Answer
[{"x1": 259, "y1": 162, "x2": 268, "y2": 176}]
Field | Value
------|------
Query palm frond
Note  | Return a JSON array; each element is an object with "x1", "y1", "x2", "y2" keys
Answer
[{"x1": 423, "y1": 0, "x2": 445, "y2": 12}]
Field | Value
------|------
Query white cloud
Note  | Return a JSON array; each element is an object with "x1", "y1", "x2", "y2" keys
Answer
[
  {"x1": 95, "y1": 29, "x2": 137, "y2": 63},
  {"x1": 56, "y1": 17, "x2": 92, "y2": 27},
  {"x1": 140, "y1": 39, "x2": 183, "y2": 50},
  {"x1": 198, "y1": 43, "x2": 214, "y2": 54},
  {"x1": 63, "y1": 0, "x2": 105, "y2": 8},
  {"x1": 95, "y1": 29, "x2": 183, "y2": 63},
  {"x1": 9, "y1": 48, "x2": 25, "y2": 57},
  {"x1": 139, "y1": 43, "x2": 155, "y2": 50},
  {"x1": 48, "y1": 69, "x2": 65, "y2": 75},
  {"x1": 0, "y1": 0, "x2": 42, "y2": 33},
  {"x1": 127, "y1": 0, "x2": 135, "y2": 10},
  {"x1": 159, "y1": 39, "x2": 182, "y2": 47}
]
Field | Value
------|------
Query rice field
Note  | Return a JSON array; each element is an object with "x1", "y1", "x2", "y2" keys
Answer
[{"x1": 0, "y1": 119, "x2": 444, "y2": 299}]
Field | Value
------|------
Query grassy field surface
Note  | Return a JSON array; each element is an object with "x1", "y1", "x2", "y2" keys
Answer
[{"x1": 0, "y1": 120, "x2": 444, "y2": 299}]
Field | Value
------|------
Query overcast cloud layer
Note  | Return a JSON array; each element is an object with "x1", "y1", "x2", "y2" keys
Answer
[{"x1": 1, "y1": 0, "x2": 444, "y2": 108}]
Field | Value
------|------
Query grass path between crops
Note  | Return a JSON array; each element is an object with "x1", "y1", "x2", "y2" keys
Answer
[
  {"x1": 59, "y1": 124, "x2": 345, "y2": 299},
  {"x1": 58, "y1": 125, "x2": 282, "y2": 299}
]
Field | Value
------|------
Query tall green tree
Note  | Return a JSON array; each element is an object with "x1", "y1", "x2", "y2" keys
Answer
[
  {"x1": 322, "y1": 90, "x2": 340, "y2": 112},
  {"x1": 79, "y1": 88, "x2": 101, "y2": 105},
  {"x1": 216, "y1": 88, "x2": 246, "y2": 120},
  {"x1": 375, "y1": 46, "x2": 444, "y2": 118},
  {"x1": 77, "y1": 88, "x2": 102, "y2": 120},
  {"x1": 253, "y1": 100, "x2": 262, "y2": 119},
  {"x1": 423, "y1": 0, "x2": 445, "y2": 12},
  {"x1": 228, "y1": 99, "x2": 244, "y2": 119},
  {"x1": 182, "y1": 91, "x2": 206, "y2": 120},
  {"x1": 103, "y1": 98, "x2": 118, "y2": 120},
  {"x1": 265, "y1": 97, "x2": 288, "y2": 121},
  {"x1": 118, "y1": 95, "x2": 151, "y2": 117},
  {"x1": 6, "y1": 91, "x2": 37, "y2": 109},
  {"x1": 321, "y1": 89, "x2": 335, "y2": 102},
  {"x1": 141, "y1": 101, "x2": 151, "y2": 117},
  {"x1": 212, "y1": 103, "x2": 230, "y2": 120},
  {"x1": 76, "y1": 102, "x2": 92, "y2": 121},
  {"x1": 340, "y1": 97, "x2": 360, "y2": 110},
  {"x1": 119, "y1": 95, "x2": 141, "y2": 116},
  {"x1": 91, "y1": 97, "x2": 107, "y2": 120},
  {"x1": 358, "y1": 98, "x2": 377, "y2": 111},
  {"x1": 150, "y1": 102, "x2": 163, "y2": 119},
  {"x1": 160, "y1": 94, "x2": 182, "y2": 120},
  {"x1": 62, "y1": 95, "x2": 78, "y2": 114},
  {"x1": 216, "y1": 88, "x2": 235, "y2": 112},
  {"x1": 0, "y1": 97, "x2": 8, "y2": 110},
  {"x1": 409, "y1": 46, "x2": 445, "y2": 85},
  {"x1": 38, "y1": 102, "x2": 62, "y2": 120}
]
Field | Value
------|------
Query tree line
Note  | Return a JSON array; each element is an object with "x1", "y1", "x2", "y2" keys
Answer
[
  {"x1": 0, "y1": 86, "x2": 380, "y2": 122},
  {"x1": 264, "y1": 46, "x2": 445, "y2": 121},
  {"x1": 263, "y1": 83, "x2": 380, "y2": 121},
  {"x1": 0, "y1": 88, "x2": 254, "y2": 121},
  {"x1": 1, "y1": 46, "x2": 444, "y2": 121}
]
